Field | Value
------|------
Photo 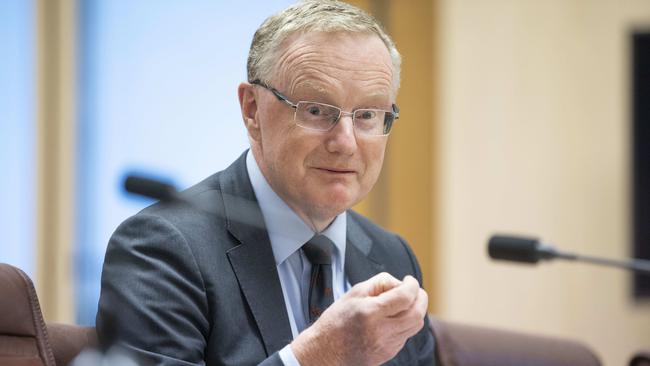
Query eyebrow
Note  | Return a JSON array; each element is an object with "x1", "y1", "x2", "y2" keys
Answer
[
  {"x1": 292, "y1": 81, "x2": 391, "y2": 108},
  {"x1": 291, "y1": 81, "x2": 328, "y2": 97}
]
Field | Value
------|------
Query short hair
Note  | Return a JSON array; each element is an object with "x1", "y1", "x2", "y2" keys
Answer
[{"x1": 247, "y1": 0, "x2": 401, "y2": 92}]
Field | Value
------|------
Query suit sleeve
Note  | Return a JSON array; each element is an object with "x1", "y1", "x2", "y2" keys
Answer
[
  {"x1": 397, "y1": 235, "x2": 437, "y2": 366},
  {"x1": 97, "y1": 214, "x2": 210, "y2": 365},
  {"x1": 97, "y1": 214, "x2": 288, "y2": 366}
]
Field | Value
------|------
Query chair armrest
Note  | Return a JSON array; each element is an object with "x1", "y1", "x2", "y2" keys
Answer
[{"x1": 47, "y1": 323, "x2": 97, "y2": 366}]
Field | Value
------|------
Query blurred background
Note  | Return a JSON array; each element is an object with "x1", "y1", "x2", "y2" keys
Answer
[{"x1": 1, "y1": 0, "x2": 649, "y2": 364}]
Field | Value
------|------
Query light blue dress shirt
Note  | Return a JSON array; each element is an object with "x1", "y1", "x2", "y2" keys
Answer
[{"x1": 246, "y1": 151, "x2": 351, "y2": 366}]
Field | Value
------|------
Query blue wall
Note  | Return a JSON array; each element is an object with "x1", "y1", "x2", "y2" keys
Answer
[
  {"x1": 0, "y1": 0, "x2": 35, "y2": 277},
  {"x1": 76, "y1": 0, "x2": 295, "y2": 324}
]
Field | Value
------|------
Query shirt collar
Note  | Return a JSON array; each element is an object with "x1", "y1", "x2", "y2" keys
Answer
[{"x1": 246, "y1": 150, "x2": 347, "y2": 266}]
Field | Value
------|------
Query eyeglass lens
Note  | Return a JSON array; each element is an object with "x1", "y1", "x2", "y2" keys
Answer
[{"x1": 295, "y1": 101, "x2": 393, "y2": 135}]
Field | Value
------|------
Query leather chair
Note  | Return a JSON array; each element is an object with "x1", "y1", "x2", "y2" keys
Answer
[
  {"x1": 430, "y1": 316, "x2": 601, "y2": 366},
  {"x1": 0, "y1": 263, "x2": 56, "y2": 366},
  {"x1": 46, "y1": 324, "x2": 96, "y2": 366},
  {"x1": 0, "y1": 264, "x2": 96, "y2": 366}
]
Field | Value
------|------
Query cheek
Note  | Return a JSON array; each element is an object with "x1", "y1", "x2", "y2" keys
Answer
[
  {"x1": 360, "y1": 141, "x2": 387, "y2": 186},
  {"x1": 269, "y1": 130, "x2": 313, "y2": 182},
  {"x1": 259, "y1": 110, "x2": 301, "y2": 165}
]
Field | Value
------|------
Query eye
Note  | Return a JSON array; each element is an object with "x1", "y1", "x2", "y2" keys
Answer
[
  {"x1": 358, "y1": 110, "x2": 376, "y2": 120},
  {"x1": 307, "y1": 105, "x2": 323, "y2": 116}
]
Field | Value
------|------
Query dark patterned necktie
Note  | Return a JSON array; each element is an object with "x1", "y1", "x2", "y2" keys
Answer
[{"x1": 302, "y1": 235, "x2": 335, "y2": 324}]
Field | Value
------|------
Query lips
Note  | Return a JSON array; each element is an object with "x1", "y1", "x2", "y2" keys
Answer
[{"x1": 315, "y1": 167, "x2": 356, "y2": 174}]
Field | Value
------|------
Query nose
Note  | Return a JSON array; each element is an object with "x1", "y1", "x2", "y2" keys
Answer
[{"x1": 325, "y1": 113, "x2": 358, "y2": 155}]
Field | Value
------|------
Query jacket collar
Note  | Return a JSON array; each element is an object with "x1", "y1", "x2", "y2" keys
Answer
[{"x1": 345, "y1": 213, "x2": 385, "y2": 285}]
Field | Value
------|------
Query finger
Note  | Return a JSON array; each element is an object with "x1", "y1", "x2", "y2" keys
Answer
[
  {"x1": 415, "y1": 288, "x2": 429, "y2": 314},
  {"x1": 394, "y1": 311, "x2": 427, "y2": 340},
  {"x1": 349, "y1": 272, "x2": 402, "y2": 297},
  {"x1": 373, "y1": 275, "x2": 420, "y2": 316},
  {"x1": 406, "y1": 287, "x2": 429, "y2": 317},
  {"x1": 390, "y1": 287, "x2": 428, "y2": 318},
  {"x1": 385, "y1": 288, "x2": 428, "y2": 335}
]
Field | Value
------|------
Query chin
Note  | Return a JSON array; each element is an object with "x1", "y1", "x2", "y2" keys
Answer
[{"x1": 313, "y1": 190, "x2": 358, "y2": 216}]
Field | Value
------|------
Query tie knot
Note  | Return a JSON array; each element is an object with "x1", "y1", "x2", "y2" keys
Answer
[{"x1": 302, "y1": 235, "x2": 334, "y2": 265}]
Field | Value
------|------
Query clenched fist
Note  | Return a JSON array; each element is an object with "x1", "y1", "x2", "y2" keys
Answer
[{"x1": 291, "y1": 272, "x2": 428, "y2": 366}]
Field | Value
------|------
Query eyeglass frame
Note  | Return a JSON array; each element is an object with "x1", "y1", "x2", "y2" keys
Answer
[{"x1": 249, "y1": 79, "x2": 399, "y2": 136}]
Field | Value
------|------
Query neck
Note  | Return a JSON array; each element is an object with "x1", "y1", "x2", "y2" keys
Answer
[{"x1": 292, "y1": 206, "x2": 336, "y2": 234}]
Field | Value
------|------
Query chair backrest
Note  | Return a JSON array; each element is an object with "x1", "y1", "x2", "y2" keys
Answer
[
  {"x1": 429, "y1": 316, "x2": 601, "y2": 366},
  {"x1": 0, "y1": 263, "x2": 56, "y2": 366}
]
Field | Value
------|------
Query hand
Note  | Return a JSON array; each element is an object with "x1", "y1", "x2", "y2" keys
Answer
[{"x1": 291, "y1": 272, "x2": 428, "y2": 366}]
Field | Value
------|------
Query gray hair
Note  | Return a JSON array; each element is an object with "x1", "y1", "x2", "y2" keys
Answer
[{"x1": 247, "y1": 0, "x2": 401, "y2": 92}]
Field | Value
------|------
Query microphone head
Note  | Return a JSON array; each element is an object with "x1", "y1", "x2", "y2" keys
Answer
[
  {"x1": 123, "y1": 175, "x2": 178, "y2": 202},
  {"x1": 488, "y1": 235, "x2": 543, "y2": 264}
]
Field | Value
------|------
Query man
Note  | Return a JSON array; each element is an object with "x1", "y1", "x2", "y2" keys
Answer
[{"x1": 97, "y1": 1, "x2": 435, "y2": 365}]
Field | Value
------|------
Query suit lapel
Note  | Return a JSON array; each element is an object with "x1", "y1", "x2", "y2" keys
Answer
[
  {"x1": 345, "y1": 213, "x2": 385, "y2": 285},
  {"x1": 220, "y1": 152, "x2": 293, "y2": 356}
]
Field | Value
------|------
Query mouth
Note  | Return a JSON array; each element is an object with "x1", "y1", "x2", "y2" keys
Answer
[{"x1": 315, "y1": 167, "x2": 356, "y2": 175}]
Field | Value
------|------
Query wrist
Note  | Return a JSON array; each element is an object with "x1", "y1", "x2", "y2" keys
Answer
[{"x1": 291, "y1": 324, "x2": 342, "y2": 366}]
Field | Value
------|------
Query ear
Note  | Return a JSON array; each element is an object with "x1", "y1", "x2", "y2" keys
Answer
[{"x1": 238, "y1": 82, "x2": 262, "y2": 142}]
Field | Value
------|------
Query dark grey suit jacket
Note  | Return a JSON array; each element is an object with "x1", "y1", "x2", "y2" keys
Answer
[{"x1": 97, "y1": 152, "x2": 435, "y2": 365}]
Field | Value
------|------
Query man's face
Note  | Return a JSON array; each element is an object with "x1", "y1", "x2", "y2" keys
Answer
[{"x1": 249, "y1": 31, "x2": 394, "y2": 228}]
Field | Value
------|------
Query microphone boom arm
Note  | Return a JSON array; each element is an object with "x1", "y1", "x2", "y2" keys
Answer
[{"x1": 489, "y1": 235, "x2": 650, "y2": 275}]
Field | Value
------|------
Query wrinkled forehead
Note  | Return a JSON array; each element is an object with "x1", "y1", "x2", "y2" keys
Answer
[{"x1": 271, "y1": 31, "x2": 396, "y2": 98}]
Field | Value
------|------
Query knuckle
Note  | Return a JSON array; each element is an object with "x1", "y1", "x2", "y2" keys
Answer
[
  {"x1": 377, "y1": 271, "x2": 391, "y2": 279},
  {"x1": 356, "y1": 303, "x2": 375, "y2": 323},
  {"x1": 376, "y1": 292, "x2": 395, "y2": 307},
  {"x1": 412, "y1": 313, "x2": 425, "y2": 330},
  {"x1": 407, "y1": 309, "x2": 423, "y2": 326},
  {"x1": 372, "y1": 301, "x2": 385, "y2": 315},
  {"x1": 420, "y1": 288, "x2": 429, "y2": 301},
  {"x1": 378, "y1": 271, "x2": 397, "y2": 284}
]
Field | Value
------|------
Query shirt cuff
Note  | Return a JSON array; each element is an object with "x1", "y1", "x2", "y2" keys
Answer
[{"x1": 278, "y1": 344, "x2": 301, "y2": 366}]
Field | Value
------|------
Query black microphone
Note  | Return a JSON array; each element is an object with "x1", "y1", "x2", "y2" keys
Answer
[
  {"x1": 488, "y1": 234, "x2": 650, "y2": 275},
  {"x1": 122, "y1": 173, "x2": 266, "y2": 230},
  {"x1": 124, "y1": 175, "x2": 179, "y2": 202}
]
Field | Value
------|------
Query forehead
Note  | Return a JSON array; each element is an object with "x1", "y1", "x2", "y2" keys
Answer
[{"x1": 273, "y1": 31, "x2": 395, "y2": 99}]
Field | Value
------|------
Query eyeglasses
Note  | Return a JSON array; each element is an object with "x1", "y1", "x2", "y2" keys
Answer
[{"x1": 250, "y1": 80, "x2": 399, "y2": 136}]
